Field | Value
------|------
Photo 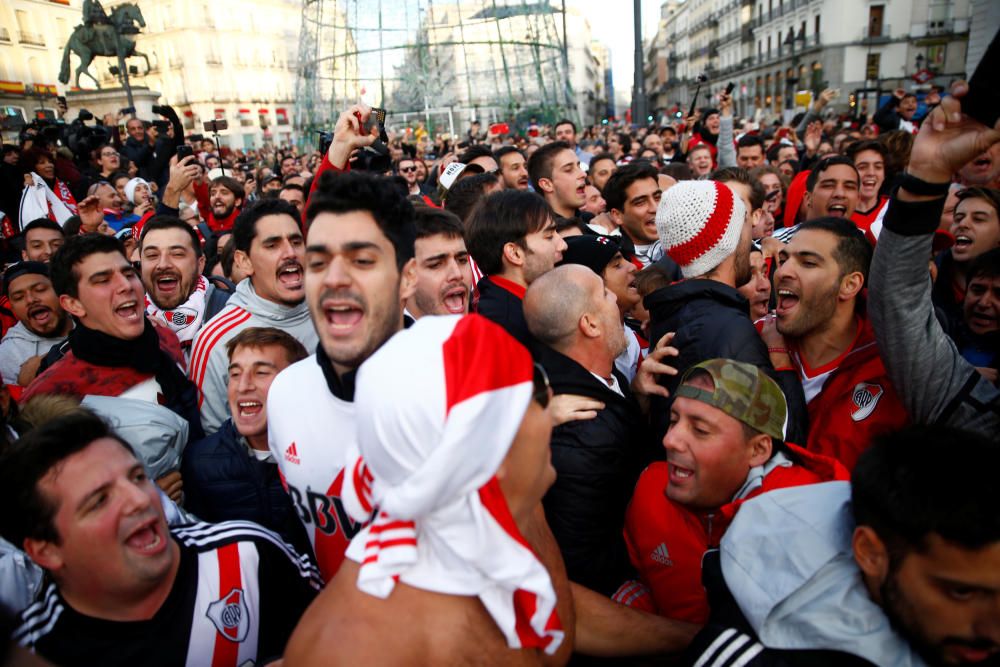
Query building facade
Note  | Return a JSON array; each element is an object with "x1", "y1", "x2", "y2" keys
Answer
[{"x1": 645, "y1": 0, "x2": 977, "y2": 123}]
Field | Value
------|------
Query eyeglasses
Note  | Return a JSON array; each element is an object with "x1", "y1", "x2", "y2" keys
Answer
[
  {"x1": 399, "y1": 166, "x2": 417, "y2": 173},
  {"x1": 101, "y1": 151, "x2": 118, "y2": 157},
  {"x1": 532, "y1": 363, "x2": 552, "y2": 409}
]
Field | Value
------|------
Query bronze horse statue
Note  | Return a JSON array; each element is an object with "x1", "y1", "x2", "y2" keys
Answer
[{"x1": 58, "y1": 3, "x2": 151, "y2": 89}]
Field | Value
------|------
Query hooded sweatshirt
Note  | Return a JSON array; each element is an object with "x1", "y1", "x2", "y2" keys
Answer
[
  {"x1": 0, "y1": 321, "x2": 69, "y2": 386},
  {"x1": 711, "y1": 481, "x2": 926, "y2": 666},
  {"x1": 189, "y1": 278, "x2": 318, "y2": 435}
]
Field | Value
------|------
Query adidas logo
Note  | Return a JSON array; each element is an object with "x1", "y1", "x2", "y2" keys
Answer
[
  {"x1": 284, "y1": 442, "x2": 301, "y2": 465},
  {"x1": 650, "y1": 542, "x2": 673, "y2": 566}
]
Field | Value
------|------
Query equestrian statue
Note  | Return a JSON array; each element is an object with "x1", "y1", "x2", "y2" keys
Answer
[{"x1": 59, "y1": 1, "x2": 151, "y2": 89}]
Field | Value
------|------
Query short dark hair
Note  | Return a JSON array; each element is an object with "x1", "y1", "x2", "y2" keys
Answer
[
  {"x1": 457, "y1": 144, "x2": 494, "y2": 166},
  {"x1": 602, "y1": 161, "x2": 658, "y2": 213},
  {"x1": 0, "y1": 410, "x2": 134, "y2": 548},
  {"x1": 845, "y1": 139, "x2": 888, "y2": 163},
  {"x1": 588, "y1": 152, "x2": 616, "y2": 171},
  {"x1": 445, "y1": 172, "x2": 500, "y2": 223},
  {"x1": 955, "y1": 186, "x2": 1000, "y2": 220},
  {"x1": 966, "y1": 247, "x2": 1000, "y2": 284},
  {"x1": 661, "y1": 162, "x2": 694, "y2": 181},
  {"x1": 736, "y1": 135, "x2": 765, "y2": 152},
  {"x1": 554, "y1": 119, "x2": 577, "y2": 134},
  {"x1": 466, "y1": 190, "x2": 552, "y2": 275},
  {"x1": 306, "y1": 171, "x2": 416, "y2": 270},
  {"x1": 21, "y1": 217, "x2": 65, "y2": 241},
  {"x1": 50, "y1": 233, "x2": 126, "y2": 298},
  {"x1": 219, "y1": 239, "x2": 237, "y2": 278},
  {"x1": 138, "y1": 215, "x2": 203, "y2": 258},
  {"x1": 615, "y1": 132, "x2": 632, "y2": 149},
  {"x1": 232, "y1": 198, "x2": 301, "y2": 255},
  {"x1": 279, "y1": 183, "x2": 305, "y2": 196},
  {"x1": 711, "y1": 166, "x2": 766, "y2": 211},
  {"x1": 806, "y1": 155, "x2": 859, "y2": 193},
  {"x1": 414, "y1": 206, "x2": 464, "y2": 241},
  {"x1": 852, "y1": 425, "x2": 1000, "y2": 563},
  {"x1": 527, "y1": 141, "x2": 573, "y2": 192},
  {"x1": 494, "y1": 146, "x2": 523, "y2": 165},
  {"x1": 210, "y1": 176, "x2": 245, "y2": 203},
  {"x1": 226, "y1": 326, "x2": 308, "y2": 365},
  {"x1": 797, "y1": 217, "x2": 873, "y2": 284}
]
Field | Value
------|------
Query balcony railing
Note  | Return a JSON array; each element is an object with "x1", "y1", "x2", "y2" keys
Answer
[
  {"x1": 18, "y1": 31, "x2": 45, "y2": 46},
  {"x1": 862, "y1": 24, "x2": 891, "y2": 42},
  {"x1": 927, "y1": 18, "x2": 954, "y2": 35}
]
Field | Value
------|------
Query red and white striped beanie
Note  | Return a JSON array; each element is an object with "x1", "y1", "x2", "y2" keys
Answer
[
  {"x1": 341, "y1": 314, "x2": 564, "y2": 655},
  {"x1": 655, "y1": 179, "x2": 747, "y2": 278}
]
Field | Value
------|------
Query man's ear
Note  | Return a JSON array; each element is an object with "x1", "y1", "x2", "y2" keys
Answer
[
  {"x1": 59, "y1": 294, "x2": 86, "y2": 320},
  {"x1": 398, "y1": 257, "x2": 418, "y2": 303},
  {"x1": 537, "y1": 177, "x2": 555, "y2": 196},
  {"x1": 609, "y1": 208, "x2": 624, "y2": 227},
  {"x1": 839, "y1": 271, "x2": 864, "y2": 302},
  {"x1": 197, "y1": 254, "x2": 207, "y2": 275},
  {"x1": 502, "y1": 242, "x2": 525, "y2": 269},
  {"x1": 852, "y1": 525, "x2": 890, "y2": 585},
  {"x1": 233, "y1": 249, "x2": 254, "y2": 279},
  {"x1": 23, "y1": 537, "x2": 63, "y2": 573},
  {"x1": 803, "y1": 191, "x2": 813, "y2": 217},
  {"x1": 747, "y1": 432, "x2": 772, "y2": 468}
]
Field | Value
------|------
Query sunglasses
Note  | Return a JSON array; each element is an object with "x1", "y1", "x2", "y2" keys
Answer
[
  {"x1": 399, "y1": 166, "x2": 417, "y2": 173},
  {"x1": 532, "y1": 363, "x2": 552, "y2": 409}
]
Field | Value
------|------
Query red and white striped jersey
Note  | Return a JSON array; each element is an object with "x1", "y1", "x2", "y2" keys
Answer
[{"x1": 14, "y1": 521, "x2": 320, "y2": 667}]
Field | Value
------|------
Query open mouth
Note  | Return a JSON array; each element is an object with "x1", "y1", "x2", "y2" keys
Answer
[
  {"x1": 237, "y1": 400, "x2": 264, "y2": 418},
  {"x1": 776, "y1": 288, "x2": 799, "y2": 317},
  {"x1": 277, "y1": 263, "x2": 304, "y2": 291},
  {"x1": 155, "y1": 273, "x2": 180, "y2": 294},
  {"x1": 125, "y1": 518, "x2": 164, "y2": 554},
  {"x1": 114, "y1": 300, "x2": 141, "y2": 322},
  {"x1": 323, "y1": 301, "x2": 364, "y2": 333},
  {"x1": 28, "y1": 305, "x2": 52, "y2": 326},
  {"x1": 442, "y1": 286, "x2": 468, "y2": 314},
  {"x1": 827, "y1": 204, "x2": 848, "y2": 217},
  {"x1": 954, "y1": 235, "x2": 973, "y2": 251},
  {"x1": 669, "y1": 463, "x2": 694, "y2": 482},
  {"x1": 627, "y1": 277, "x2": 639, "y2": 292}
]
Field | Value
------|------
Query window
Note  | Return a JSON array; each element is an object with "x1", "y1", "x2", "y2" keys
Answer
[
  {"x1": 866, "y1": 53, "x2": 881, "y2": 81},
  {"x1": 868, "y1": 5, "x2": 884, "y2": 38},
  {"x1": 815, "y1": 15, "x2": 820, "y2": 38},
  {"x1": 927, "y1": 44, "x2": 946, "y2": 69}
]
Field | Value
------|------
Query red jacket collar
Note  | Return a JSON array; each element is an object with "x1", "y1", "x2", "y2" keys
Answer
[{"x1": 488, "y1": 275, "x2": 527, "y2": 300}]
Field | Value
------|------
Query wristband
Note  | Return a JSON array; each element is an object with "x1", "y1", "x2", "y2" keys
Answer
[
  {"x1": 768, "y1": 347, "x2": 789, "y2": 355},
  {"x1": 898, "y1": 172, "x2": 951, "y2": 197}
]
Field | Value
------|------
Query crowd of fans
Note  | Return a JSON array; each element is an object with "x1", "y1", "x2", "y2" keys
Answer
[{"x1": 0, "y1": 77, "x2": 996, "y2": 666}]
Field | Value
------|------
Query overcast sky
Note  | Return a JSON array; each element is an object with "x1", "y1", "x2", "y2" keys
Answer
[{"x1": 573, "y1": 0, "x2": 663, "y2": 98}]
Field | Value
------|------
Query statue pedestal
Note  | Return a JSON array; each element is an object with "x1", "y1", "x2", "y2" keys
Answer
[{"x1": 65, "y1": 86, "x2": 161, "y2": 121}]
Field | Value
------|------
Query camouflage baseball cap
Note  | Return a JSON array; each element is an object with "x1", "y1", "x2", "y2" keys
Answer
[{"x1": 674, "y1": 359, "x2": 787, "y2": 441}]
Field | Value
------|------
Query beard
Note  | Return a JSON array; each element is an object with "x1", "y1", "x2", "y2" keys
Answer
[
  {"x1": 880, "y1": 573, "x2": 1000, "y2": 667},
  {"x1": 777, "y1": 280, "x2": 839, "y2": 338},
  {"x1": 733, "y1": 235, "x2": 753, "y2": 288}
]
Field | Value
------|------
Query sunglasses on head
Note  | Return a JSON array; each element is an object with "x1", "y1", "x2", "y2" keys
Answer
[{"x1": 532, "y1": 363, "x2": 551, "y2": 409}]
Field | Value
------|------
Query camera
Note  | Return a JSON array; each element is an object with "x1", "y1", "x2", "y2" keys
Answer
[
  {"x1": 204, "y1": 119, "x2": 228, "y2": 133},
  {"x1": 151, "y1": 119, "x2": 171, "y2": 132},
  {"x1": 176, "y1": 144, "x2": 194, "y2": 161}
]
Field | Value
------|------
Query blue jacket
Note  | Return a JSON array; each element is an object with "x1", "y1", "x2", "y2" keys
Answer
[{"x1": 181, "y1": 419, "x2": 309, "y2": 554}]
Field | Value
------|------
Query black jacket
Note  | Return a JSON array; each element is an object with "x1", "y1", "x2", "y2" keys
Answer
[
  {"x1": 645, "y1": 279, "x2": 808, "y2": 444},
  {"x1": 475, "y1": 276, "x2": 534, "y2": 348},
  {"x1": 181, "y1": 419, "x2": 310, "y2": 555},
  {"x1": 119, "y1": 135, "x2": 153, "y2": 175},
  {"x1": 533, "y1": 343, "x2": 658, "y2": 596}
]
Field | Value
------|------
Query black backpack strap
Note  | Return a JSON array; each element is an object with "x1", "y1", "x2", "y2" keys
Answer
[{"x1": 204, "y1": 277, "x2": 236, "y2": 321}]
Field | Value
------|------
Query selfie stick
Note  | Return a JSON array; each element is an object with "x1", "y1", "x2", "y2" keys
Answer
[{"x1": 688, "y1": 74, "x2": 708, "y2": 119}]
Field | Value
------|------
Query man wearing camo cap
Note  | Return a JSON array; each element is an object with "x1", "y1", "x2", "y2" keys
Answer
[{"x1": 612, "y1": 358, "x2": 848, "y2": 624}]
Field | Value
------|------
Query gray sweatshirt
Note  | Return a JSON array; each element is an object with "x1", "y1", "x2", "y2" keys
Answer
[
  {"x1": 868, "y1": 196, "x2": 999, "y2": 433},
  {"x1": 0, "y1": 322, "x2": 67, "y2": 386},
  {"x1": 189, "y1": 279, "x2": 318, "y2": 435}
]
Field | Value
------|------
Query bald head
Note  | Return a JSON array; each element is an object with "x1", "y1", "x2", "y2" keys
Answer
[{"x1": 524, "y1": 264, "x2": 599, "y2": 349}]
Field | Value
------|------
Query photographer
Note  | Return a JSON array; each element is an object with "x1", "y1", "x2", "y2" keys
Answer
[
  {"x1": 119, "y1": 116, "x2": 153, "y2": 178},
  {"x1": 145, "y1": 105, "x2": 184, "y2": 191}
]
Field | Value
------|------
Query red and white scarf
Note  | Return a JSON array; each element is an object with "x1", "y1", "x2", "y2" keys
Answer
[
  {"x1": 145, "y1": 275, "x2": 209, "y2": 354},
  {"x1": 342, "y1": 314, "x2": 564, "y2": 655}
]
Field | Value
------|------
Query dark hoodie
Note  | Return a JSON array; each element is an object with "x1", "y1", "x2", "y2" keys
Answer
[{"x1": 645, "y1": 279, "x2": 809, "y2": 444}]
